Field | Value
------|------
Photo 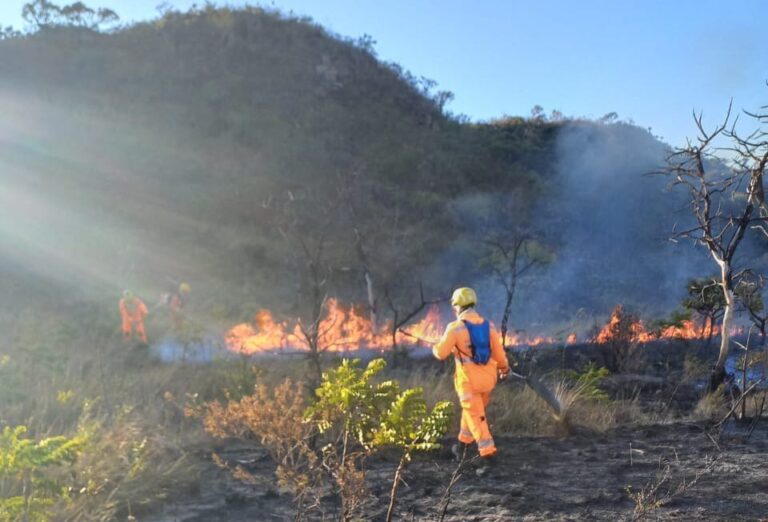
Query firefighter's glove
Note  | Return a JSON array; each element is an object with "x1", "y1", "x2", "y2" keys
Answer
[{"x1": 498, "y1": 368, "x2": 510, "y2": 382}]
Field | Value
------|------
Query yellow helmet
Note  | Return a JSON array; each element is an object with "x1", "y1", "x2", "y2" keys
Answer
[
  {"x1": 179, "y1": 282, "x2": 191, "y2": 295},
  {"x1": 451, "y1": 287, "x2": 477, "y2": 308}
]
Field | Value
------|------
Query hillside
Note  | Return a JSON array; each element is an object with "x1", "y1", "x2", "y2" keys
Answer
[{"x1": 0, "y1": 5, "x2": 702, "y2": 332}]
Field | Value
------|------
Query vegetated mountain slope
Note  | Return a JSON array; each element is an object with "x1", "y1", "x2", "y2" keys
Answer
[{"x1": 0, "y1": 6, "x2": 698, "y2": 328}]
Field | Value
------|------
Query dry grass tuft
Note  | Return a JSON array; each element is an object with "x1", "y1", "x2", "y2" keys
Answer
[
  {"x1": 393, "y1": 366, "x2": 650, "y2": 437},
  {"x1": 693, "y1": 389, "x2": 728, "y2": 421},
  {"x1": 489, "y1": 385, "x2": 554, "y2": 435},
  {"x1": 491, "y1": 381, "x2": 647, "y2": 436}
]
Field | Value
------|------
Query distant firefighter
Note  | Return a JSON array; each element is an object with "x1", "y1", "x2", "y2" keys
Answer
[
  {"x1": 119, "y1": 290, "x2": 149, "y2": 343},
  {"x1": 159, "y1": 282, "x2": 191, "y2": 330}
]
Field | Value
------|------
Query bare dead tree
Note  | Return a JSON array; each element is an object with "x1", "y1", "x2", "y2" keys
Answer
[
  {"x1": 294, "y1": 227, "x2": 332, "y2": 385},
  {"x1": 383, "y1": 283, "x2": 445, "y2": 362},
  {"x1": 483, "y1": 231, "x2": 544, "y2": 347},
  {"x1": 663, "y1": 100, "x2": 768, "y2": 390},
  {"x1": 352, "y1": 226, "x2": 377, "y2": 327},
  {"x1": 270, "y1": 190, "x2": 341, "y2": 386},
  {"x1": 455, "y1": 190, "x2": 548, "y2": 348},
  {"x1": 337, "y1": 165, "x2": 443, "y2": 352},
  {"x1": 335, "y1": 165, "x2": 382, "y2": 330}
]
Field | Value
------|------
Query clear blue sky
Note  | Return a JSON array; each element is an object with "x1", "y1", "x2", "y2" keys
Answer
[{"x1": 2, "y1": 0, "x2": 767, "y2": 147}]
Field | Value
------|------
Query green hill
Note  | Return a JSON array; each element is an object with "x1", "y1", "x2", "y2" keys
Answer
[
  {"x1": 0, "y1": 4, "x2": 693, "y2": 330},
  {"x1": 0, "y1": 6, "x2": 556, "y2": 318}
]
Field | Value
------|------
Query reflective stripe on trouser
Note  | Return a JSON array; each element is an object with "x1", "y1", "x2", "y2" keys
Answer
[
  {"x1": 457, "y1": 389, "x2": 496, "y2": 456},
  {"x1": 458, "y1": 427, "x2": 473, "y2": 444}
]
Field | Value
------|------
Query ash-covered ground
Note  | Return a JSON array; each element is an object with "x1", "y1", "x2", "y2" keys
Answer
[
  {"x1": 140, "y1": 340, "x2": 768, "y2": 521},
  {"x1": 145, "y1": 422, "x2": 768, "y2": 521}
]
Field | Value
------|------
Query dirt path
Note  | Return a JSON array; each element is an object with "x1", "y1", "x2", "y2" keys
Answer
[{"x1": 145, "y1": 421, "x2": 768, "y2": 521}]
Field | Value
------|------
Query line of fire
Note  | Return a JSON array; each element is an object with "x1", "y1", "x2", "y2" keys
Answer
[{"x1": 224, "y1": 301, "x2": 742, "y2": 355}]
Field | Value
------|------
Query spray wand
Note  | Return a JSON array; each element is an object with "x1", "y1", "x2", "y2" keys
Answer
[{"x1": 397, "y1": 328, "x2": 438, "y2": 345}]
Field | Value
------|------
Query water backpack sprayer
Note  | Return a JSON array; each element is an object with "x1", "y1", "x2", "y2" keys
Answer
[{"x1": 463, "y1": 320, "x2": 491, "y2": 364}]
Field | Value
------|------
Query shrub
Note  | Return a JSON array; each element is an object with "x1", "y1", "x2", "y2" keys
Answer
[
  {"x1": 565, "y1": 362, "x2": 611, "y2": 402},
  {"x1": 0, "y1": 425, "x2": 86, "y2": 521},
  {"x1": 197, "y1": 358, "x2": 453, "y2": 522},
  {"x1": 192, "y1": 379, "x2": 321, "y2": 516},
  {"x1": 308, "y1": 359, "x2": 452, "y2": 521},
  {"x1": 595, "y1": 305, "x2": 644, "y2": 372}
]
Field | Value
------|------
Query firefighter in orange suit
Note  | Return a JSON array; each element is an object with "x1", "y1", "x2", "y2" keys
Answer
[
  {"x1": 433, "y1": 287, "x2": 509, "y2": 467},
  {"x1": 119, "y1": 290, "x2": 149, "y2": 343}
]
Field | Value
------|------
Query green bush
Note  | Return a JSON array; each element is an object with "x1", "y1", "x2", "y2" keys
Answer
[
  {"x1": 307, "y1": 358, "x2": 453, "y2": 521},
  {"x1": 566, "y1": 362, "x2": 611, "y2": 402},
  {"x1": 201, "y1": 358, "x2": 453, "y2": 521},
  {"x1": 0, "y1": 425, "x2": 86, "y2": 522}
]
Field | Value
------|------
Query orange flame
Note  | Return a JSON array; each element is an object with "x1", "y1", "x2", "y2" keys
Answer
[
  {"x1": 595, "y1": 305, "x2": 653, "y2": 344},
  {"x1": 658, "y1": 320, "x2": 718, "y2": 340},
  {"x1": 595, "y1": 304, "x2": 735, "y2": 344},
  {"x1": 225, "y1": 299, "x2": 444, "y2": 355},
  {"x1": 225, "y1": 301, "x2": 741, "y2": 355},
  {"x1": 224, "y1": 299, "x2": 558, "y2": 355},
  {"x1": 506, "y1": 332, "x2": 556, "y2": 347}
]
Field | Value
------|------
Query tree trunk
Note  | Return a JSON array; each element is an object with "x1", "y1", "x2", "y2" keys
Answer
[
  {"x1": 308, "y1": 349, "x2": 323, "y2": 390},
  {"x1": 354, "y1": 228, "x2": 377, "y2": 329},
  {"x1": 386, "y1": 453, "x2": 408, "y2": 522},
  {"x1": 389, "y1": 326, "x2": 406, "y2": 367},
  {"x1": 500, "y1": 289, "x2": 514, "y2": 348},
  {"x1": 364, "y1": 271, "x2": 377, "y2": 330},
  {"x1": 742, "y1": 337, "x2": 749, "y2": 420},
  {"x1": 711, "y1": 261, "x2": 735, "y2": 391},
  {"x1": 307, "y1": 284, "x2": 325, "y2": 387},
  {"x1": 22, "y1": 470, "x2": 31, "y2": 522},
  {"x1": 340, "y1": 425, "x2": 351, "y2": 522}
]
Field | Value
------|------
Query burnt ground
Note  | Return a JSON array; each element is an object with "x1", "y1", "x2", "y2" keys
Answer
[
  {"x1": 141, "y1": 341, "x2": 768, "y2": 521},
  {"x1": 144, "y1": 420, "x2": 768, "y2": 521}
]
